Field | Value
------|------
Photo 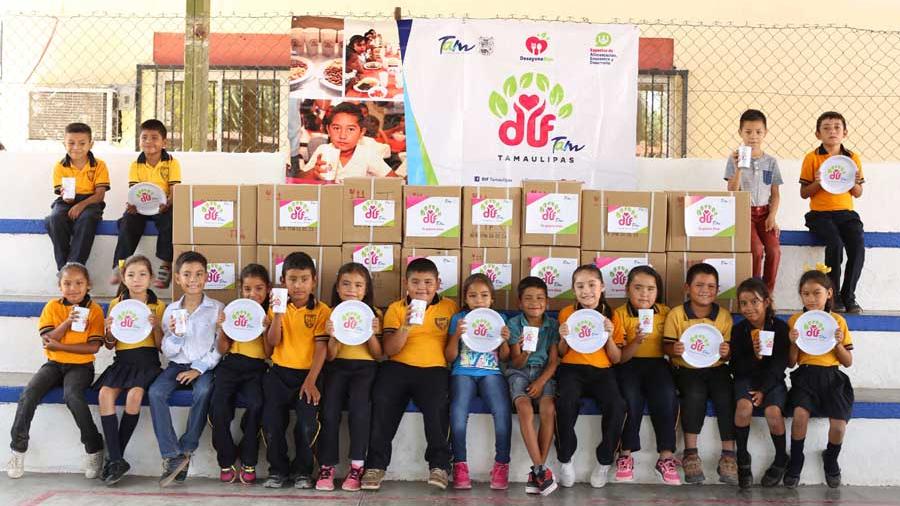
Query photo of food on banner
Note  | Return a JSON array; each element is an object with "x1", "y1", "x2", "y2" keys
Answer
[
  {"x1": 287, "y1": 98, "x2": 407, "y2": 183},
  {"x1": 343, "y1": 19, "x2": 403, "y2": 100},
  {"x1": 290, "y1": 16, "x2": 345, "y2": 98}
]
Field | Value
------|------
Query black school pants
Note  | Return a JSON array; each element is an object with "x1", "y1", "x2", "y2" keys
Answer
[
  {"x1": 210, "y1": 354, "x2": 267, "y2": 468},
  {"x1": 318, "y1": 359, "x2": 378, "y2": 466},
  {"x1": 805, "y1": 210, "x2": 865, "y2": 305},
  {"x1": 261, "y1": 364, "x2": 321, "y2": 477},
  {"x1": 673, "y1": 365, "x2": 735, "y2": 440},
  {"x1": 556, "y1": 364, "x2": 626, "y2": 466},
  {"x1": 616, "y1": 357, "x2": 679, "y2": 453}
]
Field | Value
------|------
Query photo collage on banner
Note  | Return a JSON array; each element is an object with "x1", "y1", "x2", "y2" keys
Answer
[{"x1": 288, "y1": 16, "x2": 408, "y2": 183}]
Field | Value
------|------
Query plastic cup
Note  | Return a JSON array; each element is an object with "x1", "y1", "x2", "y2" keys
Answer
[
  {"x1": 61, "y1": 178, "x2": 76, "y2": 200},
  {"x1": 638, "y1": 309, "x2": 654, "y2": 334},
  {"x1": 271, "y1": 288, "x2": 288, "y2": 314},
  {"x1": 173, "y1": 309, "x2": 189, "y2": 335},
  {"x1": 408, "y1": 299, "x2": 427, "y2": 325},
  {"x1": 71, "y1": 307, "x2": 89, "y2": 332},
  {"x1": 738, "y1": 145, "x2": 753, "y2": 169},
  {"x1": 759, "y1": 330, "x2": 775, "y2": 356},
  {"x1": 522, "y1": 326, "x2": 539, "y2": 352}
]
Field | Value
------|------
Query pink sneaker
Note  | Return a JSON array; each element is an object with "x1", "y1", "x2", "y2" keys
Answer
[
  {"x1": 239, "y1": 465, "x2": 256, "y2": 484},
  {"x1": 490, "y1": 462, "x2": 509, "y2": 490},
  {"x1": 655, "y1": 457, "x2": 682, "y2": 486},
  {"x1": 453, "y1": 462, "x2": 471, "y2": 490},
  {"x1": 615, "y1": 455, "x2": 635, "y2": 482},
  {"x1": 342, "y1": 464, "x2": 364, "y2": 492},
  {"x1": 220, "y1": 465, "x2": 237, "y2": 483},
  {"x1": 315, "y1": 465, "x2": 335, "y2": 491}
]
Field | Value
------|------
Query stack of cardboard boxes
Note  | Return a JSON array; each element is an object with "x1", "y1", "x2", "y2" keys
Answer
[{"x1": 171, "y1": 181, "x2": 750, "y2": 312}]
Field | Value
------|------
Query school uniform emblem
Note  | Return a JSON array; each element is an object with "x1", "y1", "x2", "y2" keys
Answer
[
  {"x1": 304, "y1": 314, "x2": 317, "y2": 328},
  {"x1": 435, "y1": 317, "x2": 449, "y2": 330}
]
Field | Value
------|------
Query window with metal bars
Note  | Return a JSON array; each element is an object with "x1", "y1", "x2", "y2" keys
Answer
[{"x1": 637, "y1": 69, "x2": 688, "y2": 158}]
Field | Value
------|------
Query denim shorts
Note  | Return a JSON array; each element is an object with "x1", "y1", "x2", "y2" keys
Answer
[{"x1": 506, "y1": 365, "x2": 557, "y2": 402}]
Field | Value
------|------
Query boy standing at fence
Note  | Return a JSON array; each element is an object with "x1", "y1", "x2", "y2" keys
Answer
[
  {"x1": 45, "y1": 123, "x2": 109, "y2": 270},
  {"x1": 111, "y1": 119, "x2": 181, "y2": 288},
  {"x1": 725, "y1": 109, "x2": 782, "y2": 293},
  {"x1": 799, "y1": 111, "x2": 865, "y2": 314}
]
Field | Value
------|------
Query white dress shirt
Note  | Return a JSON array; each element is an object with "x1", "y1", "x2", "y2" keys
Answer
[{"x1": 161, "y1": 294, "x2": 223, "y2": 373}]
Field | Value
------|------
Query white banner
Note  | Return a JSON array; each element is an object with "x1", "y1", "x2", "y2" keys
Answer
[{"x1": 403, "y1": 19, "x2": 638, "y2": 188}]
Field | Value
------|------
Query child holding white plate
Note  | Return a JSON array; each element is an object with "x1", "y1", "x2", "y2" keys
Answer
[
  {"x1": 210, "y1": 264, "x2": 271, "y2": 485},
  {"x1": 95, "y1": 255, "x2": 164, "y2": 485},
  {"x1": 556, "y1": 265, "x2": 625, "y2": 489},
  {"x1": 316, "y1": 262, "x2": 383, "y2": 492},
  {"x1": 444, "y1": 273, "x2": 511, "y2": 490},
  {"x1": 731, "y1": 277, "x2": 791, "y2": 489},
  {"x1": 785, "y1": 267, "x2": 854, "y2": 489},
  {"x1": 663, "y1": 262, "x2": 735, "y2": 485}
]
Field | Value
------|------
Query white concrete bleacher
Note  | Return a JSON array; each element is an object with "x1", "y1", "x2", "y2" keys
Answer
[{"x1": 1, "y1": 151, "x2": 899, "y2": 485}]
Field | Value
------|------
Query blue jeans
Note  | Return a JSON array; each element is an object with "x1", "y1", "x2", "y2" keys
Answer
[
  {"x1": 450, "y1": 373, "x2": 511, "y2": 464},
  {"x1": 148, "y1": 362, "x2": 214, "y2": 459}
]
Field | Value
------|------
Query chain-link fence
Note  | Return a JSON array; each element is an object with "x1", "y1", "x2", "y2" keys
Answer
[{"x1": 2, "y1": 11, "x2": 899, "y2": 161}]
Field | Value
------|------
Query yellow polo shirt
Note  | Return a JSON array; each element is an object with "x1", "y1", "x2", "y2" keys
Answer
[
  {"x1": 268, "y1": 298, "x2": 330, "y2": 369},
  {"x1": 383, "y1": 296, "x2": 457, "y2": 368},
  {"x1": 799, "y1": 145, "x2": 864, "y2": 212},
  {"x1": 663, "y1": 302, "x2": 732, "y2": 369},
  {"x1": 788, "y1": 311, "x2": 853, "y2": 367},
  {"x1": 559, "y1": 303, "x2": 624, "y2": 369},
  {"x1": 612, "y1": 302, "x2": 670, "y2": 359},
  {"x1": 108, "y1": 290, "x2": 165, "y2": 351},
  {"x1": 129, "y1": 151, "x2": 182, "y2": 199},
  {"x1": 52, "y1": 156, "x2": 110, "y2": 196},
  {"x1": 38, "y1": 296, "x2": 104, "y2": 364}
]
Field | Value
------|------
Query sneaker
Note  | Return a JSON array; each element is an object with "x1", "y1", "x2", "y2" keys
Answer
[
  {"x1": 783, "y1": 473, "x2": 800, "y2": 489},
  {"x1": 825, "y1": 470, "x2": 842, "y2": 488},
  {"x1": 845, "y1": 302, "x2": 862, "y2": 314},
  {"x1": 452, "y1": 462, "x2": 471, "y2": 490},
  {"x1": 220, "y1": 465, "x2": 238, "y2": 483},
  {"x1": 655, "y1": 457, "x2": 682, "y2": 486},
  {"x1": 159, "y1": 456, "x2": 189, "y2": 488},
  {"x1": 7, "y1": 450, "x2": 25, "y2": 479},
  {"x1": 84, "y1": 451, "x2": 104, "y2": 479},
  {"x1": 534, "y1": 467, "x2": 558, "y2": 496},
  {"x1": 682, "y1": 453, "x2": 705, "y2": 484},
  {"x1": 760, "y1": 462, "x2": 787, "y2": 488},
  {"x1": 175, "y1": 459, "x2": 190, "y2": 483},
  {"x1": 490, "y1": 462, "x2": 509, "y2": 490},
  {"x1": 718, "y1": 454, "x2": 738, "y2": 485},
  {"x1": 99, "y1": 459, "x2": 112, "y2": 482},
  {"x1": 558, "y1": 461, "x2": 576, "y2": 487},
  {"x1": 316, "y1": 465, "x2": 335, "y2": 491},
  {"x1": 293, "y1": 474, "x2": 314, "y2": 489},
  {"x1": 360, "y1": 468, "x2": 385, "y2": 490},
  {"x1": 104, "y1": 459, "x2": 131, "y2": 486},
  {"x1": 615, "y1": 454, "x2": 635, "y2": 482},
  {"x1": 590, "y1": 464, "x2": 610, "y2": 488},
  {"x1": 428, "y1": 468, "x2": 449, "y2": 490},
  {"x1": 738, "y1": 464, "x2": 753, "y2": 489},
  {"x1": 263, "y1": 474, "x2": 287, "y2": 488},
  {"x1": 239, "y1": 465, "x2": 256, "y2": 484},
  {"x1": 342, "y1": 464, "x2": 364, "y2": 492},
  {"x1": 525, "y1": 471, "x2": 539, "y2": 494},
  {"x1": 832, "y1": 298, "x2": 846, "y2": 313}
]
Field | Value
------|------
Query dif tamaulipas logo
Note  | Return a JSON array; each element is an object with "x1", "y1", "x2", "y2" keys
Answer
[
  {"x1": 489, "y1": 72, "x2": 583, "y2": 165},
  {"x1": 521, "y1": 33, "x2": 553, "y2": 62}
]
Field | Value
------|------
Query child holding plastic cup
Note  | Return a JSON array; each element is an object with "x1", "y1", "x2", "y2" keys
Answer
[
  {"x1": 611, "y1": 265, "x2": 680, "y2": 485},
  {"x1": 731, "y1": 277, "x2": 790, "y2": 489},
  {"x1": 316, "y1": 262, "x2": 383, "y2": 492},
  {"x1": 444, "y1": 274, "x2": 511, "y2": 490}
]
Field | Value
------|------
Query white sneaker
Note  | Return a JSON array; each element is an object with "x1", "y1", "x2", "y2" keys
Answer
[
  {"x1": 558, "y1": 461, "x2": 576, "y2": 487},
  {"x1": 7, "y1": 451, "x2": 25, "y2": 479},
  {"x1": 84, "y1": 451, "x2": 103, "y2": 479},
  {"x1": 590, "y1": 464, "x2": 610, "y2": 488}
]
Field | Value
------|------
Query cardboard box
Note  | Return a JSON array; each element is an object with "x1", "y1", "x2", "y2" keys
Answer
[
  {"x1": 462, "y1": 186, "x2": 521, "y2": 248},
  {"x1": 665, "y1": 252, "x2": 753, "y2": 312},
  {"x1": 342, "y1": 177, "x2": 403, "y2": 244},
  {"x1": 521, "y1": 180, "x2": 582, "y2": 247},
  {"x1": 256, "y1": 245, "x2": 342, "y2": 303},
  {"x1": 403, "y1": 186, "x2": 462, "y2": 249},
  {"x1": 401, "y1": 248, "x2": 461, "y2": 303},
  {"x1": 580, "y1": 251, "x2": 667, "y2": 308},
  {"x1": 172, "y1": 244, "x2": 257, "y2": 304},
  {"x1": 257, "y1": 184, "x2": 342, "y2": 246},
  {"x1": 666, "y1": 191, "x2": 751, "y2": 253},
  {"x1": 173, "y1": 185, "x2": 257, "y2": 245},
  {"x1": 461, "y1": 247, "x2": 522, "y2": 310},
  {"x1": 341, "y1": 244, "x2": 401, "y2": 307},
  {"x1": 581, "y1": 190, "x2": 667, "y2": 252},
  {"x1": 520, "y1": 246, "x2": 581, "y2": 310}
]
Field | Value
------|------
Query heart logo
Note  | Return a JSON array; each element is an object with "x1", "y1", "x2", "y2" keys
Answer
[{"x1": 518, "y1": 94, "x2": 540, "y2": 110}]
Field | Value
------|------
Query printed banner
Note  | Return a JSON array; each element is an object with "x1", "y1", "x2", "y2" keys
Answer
[
  {"x1": 405, "y1": 195, "x2": 461, "y2": 237},
  {"x1": 353, "y1": 244, "x2": 395, "y2": 272},
  {"x1": 206, "y1": 263, "x2": 236, "y2": 290},
  {"x1": 471, "y1": 197, "x2": 513, "y2": 226},
  {"x1": 193, "y1": 200, "x2": 234, "y2": 228},
  {"x1": 684, "y1": 196, "x2": 736, "y2": 237},
  {"x1": 279, "y1": 200, "x2": 319, "y2": 228},
  {"x1": 403, "y1": 19, "x2": 638, "y2": 187},
  {"x1": 524, "y1": 192, "x2": 579, "y2": 235},
  {"x1": 607, "y1": 205, "x2": 649, "y2": 234},
  {"x1": 353, "y1": 199, "x2": 396, "y2": 227},
  {"x1": 470, "y1": 262, "x2": 513, "y2": 292}
]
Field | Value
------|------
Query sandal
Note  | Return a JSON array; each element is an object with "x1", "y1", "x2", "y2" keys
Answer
[{"x1": 154, "y1": 264, "x2": 172, "y2": 289}]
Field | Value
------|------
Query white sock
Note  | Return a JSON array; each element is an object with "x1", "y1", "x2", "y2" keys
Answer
[{"x1": 351, "y1": 460, "x2": 364, "y2": 468}]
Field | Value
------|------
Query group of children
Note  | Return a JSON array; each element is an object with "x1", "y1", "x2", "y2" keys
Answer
[
  {"x1": 7, "y1": 110, "x2": 862, "y2": 491},
  {"x1": 8, "y1": 251, "x2": 855, "y2": 494}
]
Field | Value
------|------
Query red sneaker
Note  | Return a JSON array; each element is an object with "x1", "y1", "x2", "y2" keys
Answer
[
  {"x1": 239, "y1": 465, "x2": 256, "y2": 484},
  {"x1": 615, "y1": 454, "x2": 635, "y2": 482},
  {"x1": 219, "y1": 465, "x2": 237, "y2": 483},
  {"x1": 453, "y1": 462, "x2": 472, "y2": 490},
  {"x1": 490, "y1": 462, "x2": 509, "y2": 490},
  {"x1": 315, "y1": 465, "x2": 335, "y2": 491},
  {"x1": 342, "y1": 464, "x2": 364, "y2": 492}
]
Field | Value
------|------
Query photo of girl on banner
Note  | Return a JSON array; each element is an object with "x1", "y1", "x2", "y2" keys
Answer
[
  {"x1": 287, "y1": 98, "x2": 407, "y2": 183},
  {"x1": 343, "y1": 19, "x2": 404, "y2": 101}
]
